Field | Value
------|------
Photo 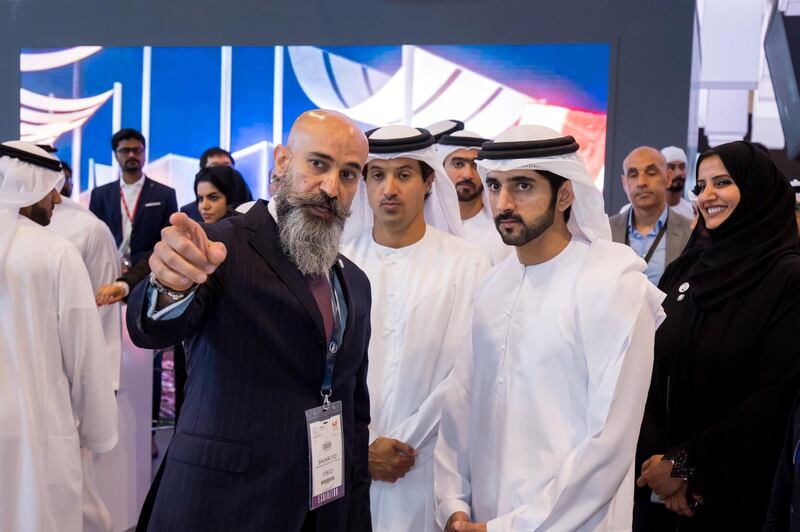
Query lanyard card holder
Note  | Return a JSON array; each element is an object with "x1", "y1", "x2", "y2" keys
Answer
[{"x1": 305, "y1": 399, "x2": 345, "y2": 510}]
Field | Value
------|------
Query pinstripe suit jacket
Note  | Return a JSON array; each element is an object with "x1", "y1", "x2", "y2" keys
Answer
[{"x1": 127, "y1": 200, "x2": 372, "y2": 532}]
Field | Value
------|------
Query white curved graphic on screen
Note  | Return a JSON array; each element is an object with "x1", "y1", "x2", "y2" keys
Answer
[
  {"x1": 288, "y1": 46, "x2": 391, "y2": 109},
  {"x1": 20, "y1": 47, "x2": 103, "y2": 72},
  {"x1": 20, "y1": 88, "x2": 113, "y2": 145},
  {"x1": 288, "y1": 46, "x2": 530, "y2": 136},
  {"x1": 21, "y1": 88, "x2": 113, "y2": 113},
  {"x1": 21, "y1": 105, "x2": 102, "y2": 125},
  {"x1": 289, "y1": 46, "x2": 535, "y2": 136},
  {"x1": 289, "y1": 45, "x2": 607, "y2": 180},
  {"x1": 21, "y1": 118, "x2": 92, "y2": 143}
]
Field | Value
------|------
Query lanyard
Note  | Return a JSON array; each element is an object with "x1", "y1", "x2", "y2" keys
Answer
[
  {"x1": 625, "y1": 211, "x2": 668, "y2": 264},
  {"x1": 321, "y1": 270, "x2": 344, "y2": 410},
  {"x1": 120, "y1": 186, "x2": 142, "y2": 224}
]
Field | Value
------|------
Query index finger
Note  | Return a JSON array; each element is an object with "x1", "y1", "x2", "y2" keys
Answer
[
  {"x1": 170, "y1": 212, "x2": 199, "y2": 236},
  {"x1": 162, "y1": 224, "x2": 212, "y2": 271}
]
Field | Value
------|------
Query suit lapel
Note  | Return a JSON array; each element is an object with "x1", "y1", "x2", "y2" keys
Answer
[
  {"x1": 333, "y1": 258, "x2": 356, "y2": 353},
  {"x1": 610, "y1": 213, "x2": 626, "y2": 243},
  {"x1": 245, "y1": 201, "x2": 326, "y2": 339},
  {"x1": 131, "y1": 177, "x2": 153, "y2": 233},
  {"x1": 665, "y1": 209, "x2": 682, "y2": 263},
  {"x1": 110, "y1": 180, "x2": 123, "y2": 244}
]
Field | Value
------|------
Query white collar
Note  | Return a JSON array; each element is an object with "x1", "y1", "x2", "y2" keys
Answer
[{"x1": 119, "y1": 174, "x2": 145, "y2": 189}]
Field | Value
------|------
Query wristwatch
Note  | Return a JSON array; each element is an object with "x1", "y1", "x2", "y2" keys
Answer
[
  {"x1": 149, "y1": 272, "x2": 196, "y2": 301},
  {"x1": 664, "y1": 449, "x2": 695, "y2": 481}
]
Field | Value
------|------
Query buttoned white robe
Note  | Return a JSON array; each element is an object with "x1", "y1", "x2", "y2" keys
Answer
[
  {"x1": 0, "y1": 217, "x2": 117, "y2": 532},
  {"x1": 435, "y1": 238, "x2": 665, "y2": 531},
  {"x1": 343, "y1": 225, "x2": 489, "y2": 532}
]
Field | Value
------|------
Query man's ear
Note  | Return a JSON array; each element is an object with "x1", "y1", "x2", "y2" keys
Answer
[
  {"x1": 557, "y1": 180, "x2": 575, "y2": 213},
  {"x1": 425, "y1": 174, "x2": 434, "y2": 196},
  {"x1": 273, "y1": 144, "x2": 290, "y2": 177}
]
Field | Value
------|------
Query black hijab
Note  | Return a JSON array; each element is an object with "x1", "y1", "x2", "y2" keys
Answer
[
  {"x1": 671, "y1": 141, "x2": 799, "y2": 309},
  {"x1": 193, "y1": 166, "x2": 253, "y2": 208}
]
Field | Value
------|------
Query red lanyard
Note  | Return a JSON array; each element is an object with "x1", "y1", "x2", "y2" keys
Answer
[{"x1": 120, "y1": 186, "x2": 142, "y2": 224}]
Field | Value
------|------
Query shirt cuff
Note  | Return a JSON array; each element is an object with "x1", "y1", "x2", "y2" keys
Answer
[
  {"x1": 436, "y1": 499, "x2": 472, "y2": 530},
  {"x1": 368, "y1": 427, "x2": 380, "y2": 446},
  {"x1": 114, "y1": 281, "x2": 130, "y2": 298},
  {"x1": 81, "y1": 432, "x2": 119, "y2": 455},
  {"x1": 146, "y1": 283, "x2": 197, "y2": 320}
]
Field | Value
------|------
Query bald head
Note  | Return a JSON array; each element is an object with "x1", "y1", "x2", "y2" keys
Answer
[
  {"x1": 273, "y1": 109, "x2": 368, "y2": 210},
  {"x1": 621, "y1": 146, "x2": 669, "y2": 212},
  {"x1": 623, "y1": 146, "x2": 666, "y2": 174},
  {"x1": 286, "y1": 109, "x2": 368, "y2": 156}
]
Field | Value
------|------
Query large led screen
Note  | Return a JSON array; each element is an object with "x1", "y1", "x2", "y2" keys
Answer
[{"x1": 20, "y1": 44, "x2": 610, "y2": 206}]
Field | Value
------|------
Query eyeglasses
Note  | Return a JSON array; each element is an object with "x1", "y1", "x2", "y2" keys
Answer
[{"x1": 116, "y1": 147, "x2": 144, "y2": 156}]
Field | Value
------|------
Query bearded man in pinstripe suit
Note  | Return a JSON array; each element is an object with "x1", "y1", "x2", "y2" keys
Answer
[{"x1": 128, "y1": 110, "x2": 374, "y2": 532}]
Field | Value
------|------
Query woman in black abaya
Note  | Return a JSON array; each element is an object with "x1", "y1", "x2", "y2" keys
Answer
[{"x1": 634, "y1": 141, "x2": 800, "y2": 531}]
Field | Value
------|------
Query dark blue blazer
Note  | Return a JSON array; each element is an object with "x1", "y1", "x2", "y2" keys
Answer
[
  {"x1": 89, "y1": 177, "x2": 178, "y2": 265},
  {"x1": 179, "y1": 200, "x2": 203, "y2": 223},
  {"x1": 127, "y1": 200, "x2": 373, "y2": 532}
]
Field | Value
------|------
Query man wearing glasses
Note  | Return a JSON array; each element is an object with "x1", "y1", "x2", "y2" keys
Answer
[{"x1": 89, "y1": 128, "x2": 178, "y2": 270}]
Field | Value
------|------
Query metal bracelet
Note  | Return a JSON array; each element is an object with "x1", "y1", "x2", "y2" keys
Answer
[
  {"x1": 665, "y1": 449, "x2": 695, "y2": 481},
  {"x1": 148, "y1": 272, "x2": 196, "y2": 301}
]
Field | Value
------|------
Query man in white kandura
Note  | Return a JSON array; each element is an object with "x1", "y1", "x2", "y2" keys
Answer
[
  {"x1": 49, "y1": 194, "x2": 122, "y2": 388},
  {"x1": 342, "y1": 126, "x2": 464, "y2": 242},
  {"x1": 342, "y1": 125, "x2": 490, "y2": 532},
  {"x1": 0, "y1": 141, "x2": 117, "y2": 532},
  {"x1": 437, "y1": 130, "x2": 513, "y2": 265},
  {"x1": 661, "y1": 146, "x2": 695, "y2": 219},
  {"x1": 48, "y1": 192, "x2": 121, "y2": 532},
  {"x1": 434, "y1": 126, "x2": 665, "y2": 532}
]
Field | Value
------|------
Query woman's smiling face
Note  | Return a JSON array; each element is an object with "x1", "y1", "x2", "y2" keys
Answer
[{"x1": 696, "y1": 154, "x2": 741, "y2": 230}]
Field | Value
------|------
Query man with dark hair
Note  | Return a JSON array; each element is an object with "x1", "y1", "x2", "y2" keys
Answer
[
  {"x1": 199, "y1": 146, "x2": 235, "y2": 169},
  {"x1": 660, "y1": 146, "x2": 694, "y2": 219},
  {"x1": 437, "y1": 130, "x2": 512, "y2": 264},
  {"x1": 342, "y1": 126, "x2": 463, "y2": 241},
  {"x1": 342, "y1": 125, "x2": 489, "y2": 532},
  {"x1": 435, "y1": 125, "x2": 664, "y2": 532},
  {"x1": 180, "y1": 146, "x2": 237, "y2": 222},
  {"x1": 89, "y1": 128, "x2": 177, "y2": 269}
]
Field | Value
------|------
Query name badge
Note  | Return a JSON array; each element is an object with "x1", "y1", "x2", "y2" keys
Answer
[
  {"x1": 144, "y1": 201, "x2": 161, "y2": 207},
  {"x1": 305, "y1": 400, "x2": 345, "y2": 510}
]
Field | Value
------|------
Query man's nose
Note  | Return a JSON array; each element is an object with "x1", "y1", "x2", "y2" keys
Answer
[
  {"x1": 383, "y1": 175, "x2": 400, "y2": 196},
  {"x1": 319, "y1": 171, "x2": 339, "y2": 199},
  {"x1": 494, "y1": 187, "x2": 513, "y2": 212}
]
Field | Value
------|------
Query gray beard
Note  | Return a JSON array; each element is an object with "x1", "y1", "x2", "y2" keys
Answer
[{"x1": 274, "y1": 184, "x2": 349, "y2": 276}]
